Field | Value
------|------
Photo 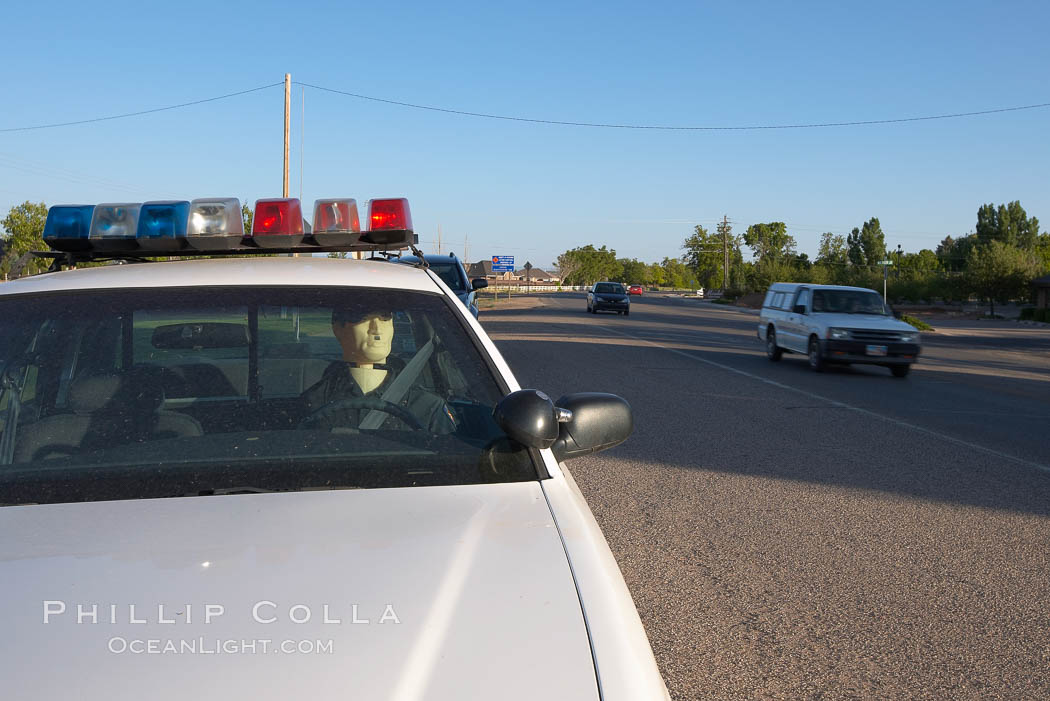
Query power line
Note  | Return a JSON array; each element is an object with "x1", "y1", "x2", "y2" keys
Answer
[
  {"x1": 296, "y1": 81, "x2": 1050, "y2": 131},
  {"x1": 0, "y1": 83, "x2": 284, "y2": 133}
]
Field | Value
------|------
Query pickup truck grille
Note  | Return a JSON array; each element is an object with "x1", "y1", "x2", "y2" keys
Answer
[{"x1": 849, "y1": 329, "x2": 902, "y2": 342}]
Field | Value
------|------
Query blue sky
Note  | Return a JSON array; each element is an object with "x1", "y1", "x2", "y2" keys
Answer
[{"x1": 2, "y1": 0, "x2": 1048, "y2": 268}]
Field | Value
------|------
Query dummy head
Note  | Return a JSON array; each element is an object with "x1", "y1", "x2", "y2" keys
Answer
[{"x1": 332, "y1": 307, "x2": 394, "y2": 366}]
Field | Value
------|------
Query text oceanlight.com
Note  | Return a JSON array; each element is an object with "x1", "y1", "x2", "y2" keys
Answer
[{"x1": 107, "y1": 638, "x2": 335, "y2": 655}]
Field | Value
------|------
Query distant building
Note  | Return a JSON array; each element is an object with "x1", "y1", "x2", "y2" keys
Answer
[
  {"x1": 1034, "y1": 273, "x2": 1050, "y2": 308},
  {"x1": 513, "y1": 267, "x2": 559, "y2": 282},
  {"x1": 466, "y1": 260, "x2": 559, "y2": 283}
]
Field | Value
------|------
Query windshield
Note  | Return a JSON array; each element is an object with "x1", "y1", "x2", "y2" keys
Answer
[
  {"x1": 594, "y1": 283, "x2": 624, "y2": 294},
  {"x1": 811, "y1": 289, "x2": 890, "y2": 315},
  {"x1": 428, "y1": 263, "x2": 466, "y2": 292},
  {"x1": 0, "y1": 287, "x2": 536, "y2": 506}
]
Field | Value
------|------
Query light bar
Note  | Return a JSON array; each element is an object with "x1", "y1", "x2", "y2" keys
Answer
[
  {"x1": 311, "y1": 198, "x2": 360, "y2": 246},
  {"x1": 251, "y1": 198, "x2": 304, "y2": 248},
  {"x1": 39, "y1": 195, "x2": 416, "y2": 260},
  {"x1": 137, "y1": 201, "x2": 190, "y2": 250},
  {"x1": 187, "y1": 198, "x2": 244, "y2": 250},
  {"x1": 43, "y1": 205, "x2": 95, "y2": 252},
  {"x1": 90, "y1": 204, "x2": 141, "y2": 251},
  {"x1": 365, "y1": 198, "x2": 413, "y2": 246}
]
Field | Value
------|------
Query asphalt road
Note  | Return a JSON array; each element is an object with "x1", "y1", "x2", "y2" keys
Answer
[{"x1": 482, "y1": 292, "x2": 1050, "y2": 700}]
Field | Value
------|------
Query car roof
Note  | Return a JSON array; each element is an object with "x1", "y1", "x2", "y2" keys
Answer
[
  {"x1": 767, "y1": 283, "x2": 877, "y2": 293},
  {"x1": 0, "y1": 256, "x2": 444, "y2": 297},
  {"x1": 395, "y1": 253, "x2": 462, "y2": 265}
]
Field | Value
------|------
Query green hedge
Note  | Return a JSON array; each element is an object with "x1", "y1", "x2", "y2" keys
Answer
[{"x1": 900, "y1": 314, "x2": 934, "y2": 331}]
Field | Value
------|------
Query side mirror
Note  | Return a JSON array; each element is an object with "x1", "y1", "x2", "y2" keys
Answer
[
  {"x1": 493, "y1": 390, "x2": 561, "y2": 450},
  {"x1": 550, "y1": 393, "x2": 632, "y2": 462},
  {"x1": 471, "y1": 278, "x2": 488, "y2": 290},
  {"x1": 792, "y1": 304, "x2": 806, "y2": 315}
]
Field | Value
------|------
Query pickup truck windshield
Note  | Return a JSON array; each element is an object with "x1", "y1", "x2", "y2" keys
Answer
[
  {"x1": 0, "y1": 287, "x2": 535, "y2": 506},
  {"x1": 811, "y1": 290, "x2": 890, "y2": 315}
]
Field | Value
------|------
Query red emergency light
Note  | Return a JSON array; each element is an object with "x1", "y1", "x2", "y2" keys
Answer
[
  {"x1": 251, "y1": 198, "x2": 305, "y2": 247},
  {"x1": 366, "y1": 198, "x2": 413, "y2": 245}
]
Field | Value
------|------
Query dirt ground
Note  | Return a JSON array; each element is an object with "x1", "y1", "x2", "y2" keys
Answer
[{"x1": 476, "y1": 293, "x2": 551, "y2": 311}]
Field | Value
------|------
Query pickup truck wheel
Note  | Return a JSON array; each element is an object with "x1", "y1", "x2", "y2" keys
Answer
[
  {"x1": 766, "y1": 327, "x2": 783, "y2": 361},
  {"x1": 808, "y1": 336, "x2": 825, "y2": 372},
  {"x1": 890, "y1": 364, "x2": 911, "y2": 378}
]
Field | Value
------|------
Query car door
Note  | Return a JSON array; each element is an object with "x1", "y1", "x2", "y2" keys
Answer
[{"x1": 782, "y1": 287, "x2": 810, "y2": 352}]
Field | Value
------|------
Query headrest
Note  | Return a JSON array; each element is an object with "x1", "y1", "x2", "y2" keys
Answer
[{"x1": 69, "y1": 369, "x2": 164, "y2": 414}]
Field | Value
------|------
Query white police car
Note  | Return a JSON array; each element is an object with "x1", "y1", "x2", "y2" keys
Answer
[{"x1": 0, "y1": 196, "x2": 668, "y2": 700}]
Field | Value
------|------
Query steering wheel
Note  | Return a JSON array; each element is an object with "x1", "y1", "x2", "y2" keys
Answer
[{"x1": 299, "y1": 397, "x2": 424, "y2": 431}]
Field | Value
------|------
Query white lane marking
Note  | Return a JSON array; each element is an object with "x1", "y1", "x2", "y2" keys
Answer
[{"x1": 599, "y1": 324, "x2": 1050, "y2": 476}]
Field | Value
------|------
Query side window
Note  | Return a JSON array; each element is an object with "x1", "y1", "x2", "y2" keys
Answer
[
  {"x1": 771, "y1": 292, "x2": 784, "y2": 309},
  {"x1": 795, "y1": 289, "x2": 810, "y2": 311},
  {"x1": 763, "y1": 290, "x2": 775, "y2": 308}
]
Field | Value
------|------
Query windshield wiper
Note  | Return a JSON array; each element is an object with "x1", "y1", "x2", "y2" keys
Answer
[{"x1": 192, "y1": 486, "x2": 276, "y2": 496}]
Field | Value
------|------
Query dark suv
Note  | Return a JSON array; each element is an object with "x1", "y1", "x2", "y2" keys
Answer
[
  {"x1": 587, "y1": 282, "x2": 630, "y2": 315},
  {"x1": 395, "y1": 253, "x2": 488, "y2": 318}
]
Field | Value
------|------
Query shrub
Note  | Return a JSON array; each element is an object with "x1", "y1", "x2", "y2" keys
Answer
[{"x1": 900, "y1": 314, "x2": 934, "y2": 331}]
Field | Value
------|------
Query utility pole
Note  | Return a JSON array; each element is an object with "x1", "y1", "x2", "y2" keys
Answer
[
  {"x1": 299, "y1": 85, "x2": 305, "y2": 201},
  {"x1": 436, "y1": 225, "x2": 443, "y2": 255},
  {"x1": 463, "y1": 235, "x2": 469, "y2": 263},
  {"x1": 716, "y1": 215, "x2": 732, "y2": 291},
  {"x1": 283, "y1": 73, "x2": 291, "y2": 198}
]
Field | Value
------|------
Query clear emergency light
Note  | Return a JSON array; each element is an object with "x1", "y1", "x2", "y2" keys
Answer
[
  {"x1": 187, "y1": 198, "x2": 244, "y2": 250},
  {"x1": 89, "y1": 204, "x2": 142, "y2": 251},
  {"x1": 312, "y1": 198, "x2": 360, "y2": 247}
]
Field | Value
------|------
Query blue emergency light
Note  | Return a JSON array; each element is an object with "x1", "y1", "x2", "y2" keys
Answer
[
  {"x1": 137, "y1": 201, "x2": 190, "y2": 250},
  {"x1": 42, "y1": 205, "x2": 95, "y2": 252}
]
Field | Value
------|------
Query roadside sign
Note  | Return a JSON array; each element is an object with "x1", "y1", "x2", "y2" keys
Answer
[
  {"x1": 492, "y1": 255, "x2": 515, "y2": 272},
  {"x1": 878, "y1": 260, "x2": 893, "y2": 265}
]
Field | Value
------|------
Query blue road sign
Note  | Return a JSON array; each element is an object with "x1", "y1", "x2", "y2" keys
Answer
[{"x1": 492, "y1": 255, "x2": 515, "y2": 272}]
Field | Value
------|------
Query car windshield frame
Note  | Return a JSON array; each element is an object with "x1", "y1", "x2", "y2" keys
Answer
[{"x1": 0, "y1": 285, "x2": 540, "y2": 505}]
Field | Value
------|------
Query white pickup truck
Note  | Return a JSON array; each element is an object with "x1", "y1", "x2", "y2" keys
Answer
[{"x1": 757, "y1": 283, "x2": 922, "y2": 377}]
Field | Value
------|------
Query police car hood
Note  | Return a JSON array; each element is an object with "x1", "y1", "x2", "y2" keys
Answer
[
  {"x1": 815, "y1": 312, "x2": 917, "y2": 332},
  {"x1": 0, "y1": 483, "x2": 598, "y2": 700}
]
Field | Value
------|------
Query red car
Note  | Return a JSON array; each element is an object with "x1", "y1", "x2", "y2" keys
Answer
[{"x1": 628, "y1": 285, "x2": 643, "y2": 295}]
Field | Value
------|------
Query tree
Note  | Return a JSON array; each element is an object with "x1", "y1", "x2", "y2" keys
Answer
[
  {"x1": 683, "y1": 223, "x2": 742, "y2": 290},
  {"x1": 615, "y1": 258, "x2": 648, "y2": 285},
  {"x1": 846, "y1": 217, "x2": 885, "y2": 267},
  {"x1": 936, "y1": 234, "x2": 977, "y2": 273},
  {"x1": 976, "y1": 201, "x2": 1039, "y2": 250},
  {"x1": 242, "y1": 203, "x2": 254, "y2": 237},
  {"x1": 554, "y1": 245, "x2": 620, "y2": 285},
  {"x1": 1, "y1": 201, "x2": 49, "y2": 278},
  {"x1": 647, "y1": 262, "x2": 666, "y2": 287},
  {"x1": 659, "y1": 257, "x2": 695, "y2": 289},
  {"x1": 965, "y1": 241, "x2": 1042, "y2": 316},
  {"x1": 743, "y1": 222, "x2": 795, "y2": 264}
]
